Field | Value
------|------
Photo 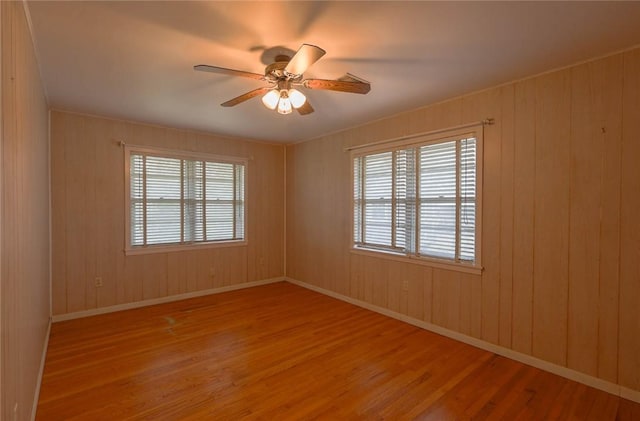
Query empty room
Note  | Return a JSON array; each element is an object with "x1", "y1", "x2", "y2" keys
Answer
[{"x1": 2, "y1": 1, "x2": 640, "y2": 419}]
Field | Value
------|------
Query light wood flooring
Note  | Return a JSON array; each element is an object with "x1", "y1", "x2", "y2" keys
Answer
[{"x1": 37, "y1": 282, "x2": 640, "y2": 420}]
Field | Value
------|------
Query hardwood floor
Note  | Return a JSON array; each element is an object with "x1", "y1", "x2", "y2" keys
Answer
[{"x1": 37, "y1": 282, "x2": 640, "y2": 420}]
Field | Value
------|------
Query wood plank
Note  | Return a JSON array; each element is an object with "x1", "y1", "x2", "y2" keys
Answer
[
  {"x1": 511, "y1": 78, "x2": 536, "y2": 355},
  {"x1": 532, "y1": 69, "x2": 571, "y2": 366},
  {"x1": 64, "y1": 114, "x2": 88, "y2": 313},
  {"x1": 432, "y1": 269, "x2": 460, "y2": 332},
  {"x1": 567, "y1": 56, "x2": 623, "y2": 377},
  {"x1": 499, "y1": 84, "x2": 515, "y2": 348},
  {"x1": 81, "y1": 115, "x2": 98, "y2": 310},
  {"x1": 167, "y1": 251, "x2": 188, "y2": 296},
  {"x1": 619, "y1": 49, "x2": 640, "y2": 391},
  {"x1": 94, "y1": 117, "x2": 120, "y2": 309},
  {"x1": 595, "y1": 54, "x2": 623, "y2": 384},
  {"x1": 37, "y1": 283, "x2": 640, "y2": 420},
  {"x1": 50, "y1": 112, "x2": 68, "y2": 315},
  {"x1": 387, "y1": 260, "x2": 406, "y2": 313},
  {"x1": 406, "y1": 264, "x2": 425, "y2": 320},
  {"x1": 421, "y1": 267, "x2": 434, "y2": 323},
  {"x1": 567, "y1": 60, "x2": 602, "y2": 376},
  {"x1": 142, "y1": 253, "x2": 167, "y2": 300}
]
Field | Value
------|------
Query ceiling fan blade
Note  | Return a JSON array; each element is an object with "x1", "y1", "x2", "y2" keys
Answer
[
  {"x1": 284, "y1": 44, "x2": 326, "y2": 76},
  {"x1": 194, "y1": 65, "x2": 265, "y2": 81},
  {"x1": 221, "y1": 87, "x2": 271, "y2": 107},
  {"x1": 303, "y1": 79, "x2": 371, "y2": 94},
  {"x1": 296, "y1": 101, "x2": 314, "y2": 115}
]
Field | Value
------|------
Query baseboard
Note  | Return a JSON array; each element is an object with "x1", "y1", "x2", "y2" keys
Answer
[
  {"x1": 285, "y1": 277, "x2": 640, "y2": 404},
  {"x1": 31, "y1": 317, "x2": 51, "y2": 421},
  {"x1": 52, "y1": 277, "x2": 285, "y2": 322}
]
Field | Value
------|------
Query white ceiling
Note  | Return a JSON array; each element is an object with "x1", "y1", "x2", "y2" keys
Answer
[{"x1": 27, "y1": 1, "x2": 640, "y2": 143}]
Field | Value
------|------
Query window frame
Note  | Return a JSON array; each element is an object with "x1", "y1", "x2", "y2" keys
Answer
[
  {"x1": 124, "y1": 145, "x2": 248, "y2": 256},
  {"x1": 350, "y1": 126, "x2": 483, "y2": 274}
]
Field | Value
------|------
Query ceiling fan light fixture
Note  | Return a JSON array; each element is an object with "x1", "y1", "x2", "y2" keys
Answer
[
  {"x1": 288, "y1": 88, "x2": 306, "y2": 109},
  {"x1": 278, "y1": 91, "x2": 292, "y2": 114},
  {"x1": 195, "y1": 43, "x2": 370, "y2": 116},
  {"x1": 261, "y1": 89, "x2": 279, "y2": 110}
]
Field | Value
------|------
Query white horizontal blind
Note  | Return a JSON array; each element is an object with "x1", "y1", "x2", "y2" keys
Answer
[
  {"x1": 419, "y1": 141, "x2": 457, "y2": 259},
  {"x1": 354, "y1": 151, "x2": 409, "y2": 252},
  {"x1": 459, "y1": 138, "x2": 476, "y2": 261},
  {"x1": 353, "y1": 135, "x2": 477, "y2": 264},
  {"x1": 129, "y1": 151, "x2": 245, "y2": 249}
]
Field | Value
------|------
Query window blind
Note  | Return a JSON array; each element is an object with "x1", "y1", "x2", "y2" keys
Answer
[
  {"x1": 129, "y1": 151, "x2": 245, "y2": 249},
  {"x1": 353, "y1": 135, "x2": 477, "y2": 264}
]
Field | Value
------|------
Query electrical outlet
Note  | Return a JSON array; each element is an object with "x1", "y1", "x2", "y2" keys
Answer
[
  {"x1": 402, "y1": 280, "x2": 409, "y2": 291},
  {"x1": 209, "y1": 267, "x2": 215, "y2": 278},
  {"x1": 95, "y1": 277, "x2": 103, "y2": 287}
]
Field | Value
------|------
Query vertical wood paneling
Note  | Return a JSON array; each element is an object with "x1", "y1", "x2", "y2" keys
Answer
[
  {"x1": 387, "y1": 260, "x2": 406, "y2": 314},
  {"x1": 167, "y1": 252, "x2": 187, "y2": 296},
  {"x1": 286, "y1": 46, "x2": 640, "y2": 395},
  {"x1": 1, "y1": 2, "x2": 50, "y2": 419},
  {"x1": 64, "y1": 116, "x2": 88, "y2": 312},
  {"x1": 532, "y1": 70, "x2": 571, "y2": 366},
  {"x1": 421, "y1": 267, "x2": 434, "y2": 323},
  {"x1": 50, "y1": 113, "x2": 67, "y2": 314},
  {"x1": 499, "y1": 84, "x2": 515, "y2": 348},
  {"x1": 432, "y1": 269, "x2": 460, "y2": 332},
  {"x1": 511, "y1": 78, "x2": 536, "y2": 355},
  {"x1": 406, "y1": 264, "x2": 426, "y2": 320},
  {"x1": 567, "y1": 61, "x2": 601, "y2": 376},
  {"x1": 83, "y1": 117, "x2": 98, "y2": 309},
  {"x1": 94, "y1": 118, "x2": 120, "y2": 308},
  {"x1": 51, "y1": 111, "x2": 284, "y2": 315},
  {"x1": 596, "y1": 55, "x2": 624, "y2": 384},
  {"x1": 619, "y1": 49, "x2": 640, "y2": 391},
  {"x1": 568, "y1": 56, "x2": 623, "y2": 377}
]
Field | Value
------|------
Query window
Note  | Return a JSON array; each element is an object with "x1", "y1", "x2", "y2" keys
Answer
[
  {"x1": 125, "y1": 146, "x2": 246, "y2": 254},
  {"x1": 353, "y1": 128, "x2": 482, "y2": 270}
]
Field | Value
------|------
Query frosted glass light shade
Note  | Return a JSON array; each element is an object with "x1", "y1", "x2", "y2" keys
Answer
[
  {"x1": 277, "y1": 96, "x2": 292, "y2": 114},
  {"x1": 261, "y1": 90, "x2": 279, "y2": 110},
  {"x1": 288, "y1": 89, "x2": 306, "y2": 109}
]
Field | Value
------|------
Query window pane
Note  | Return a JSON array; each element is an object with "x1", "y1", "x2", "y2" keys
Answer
[
  {"x1": 420, "y1": 200, "x2": 456, "y2": 259},
  {"x1": 459, "y1": 138, "x2": 476, "y2": 261},
  {"x1": 234, "y1": 164, "x2": 245, "y2": 240},
  {"x1": 206, "y1": 202, "x2": 234, "y2": 240},
  {"x1": 146, "y1": 201, "x2": 181, "y2": 245},
  {"x1": 184, "y1": 160, "x2": 204, "y2": 242},
  {"x1": 395, "y1": 149, "x2": 414, "y2": 250},
  {"x1": 419, "y1": 141, "x2": 456, "y2": 259},
  {"x1": 130, "y1": 154, "x2": 145, "y2": 246},
  {"x1": 205, "y1": 161, "x2": 237, "y2": 241},
  {"x1": 363, "y1": 151, "x2": 393, "y2": 247},
  {"x1": 353, "y1": 157, "x2": 362, "y2": 243}
]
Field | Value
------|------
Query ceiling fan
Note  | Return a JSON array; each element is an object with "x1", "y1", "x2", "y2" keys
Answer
[{"x1": 194, "y1": 44, "x2": 371, "y2": 115}]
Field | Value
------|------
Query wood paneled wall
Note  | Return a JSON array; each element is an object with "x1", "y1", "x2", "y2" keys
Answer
[
  {"x1": 50, "y1": 111, "x2": 284, "y2": 315},
  {"x1": 286, "y1": 49, "x2": 640, "y2": 392},
  {"x1": 1, "y1": 1, "x2": 51, "y2": 419}
]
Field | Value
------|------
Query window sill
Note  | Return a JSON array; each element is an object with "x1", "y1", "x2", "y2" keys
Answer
[
  {"x1": 125, "y1": 240, "x2": 247, "y2": 256},
  {"x1": 350, "y1": 247, "x2": 483, "y2": 275}
]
